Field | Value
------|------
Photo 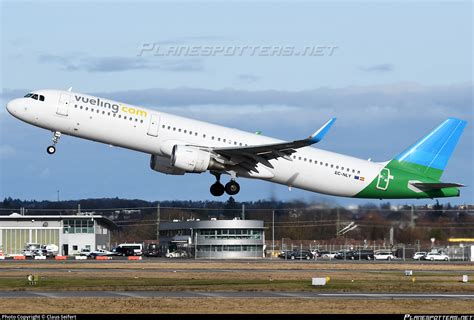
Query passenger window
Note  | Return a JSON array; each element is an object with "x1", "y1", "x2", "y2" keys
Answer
[
  {"x1": 39, "y1": 95, "x2": 45, "y2": 101},
  {"x1": 212, "y1": 136, "x2": 215, "y2": 140},
  {"x1": 304, "y1": 158, "x2": 307, "y2": 162},
  {"x1": 357, "y1": 170, "x2": 360, "y2": 174},
  {"x1": 331, "y1": 164, "x2": 334, "y2": 168},
  {"x1": 195, "y1": 132, "x2": 198, "y2": 136},
  {"x1": 326, "y1": 163, "x2": 328, "y2": 166},
  {"x1": 223, "y1": 139, "x2": 226, "y2": 143},
  {"x1": 298, "y1": 157, "x2": 301, "y2": 160},
  {"x1": 32, "y1": 94, "x2": 38, "y2": 100},
  {"x1": 341, "y1": 167, "x2": 344, "y2": 170}
]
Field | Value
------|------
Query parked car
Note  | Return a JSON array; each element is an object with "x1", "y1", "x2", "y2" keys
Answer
[
  {"x1": 144, "y1": 243, "x2": 161, "y2": 257},
  {"x1": 334, "y1": 250, "x2": 355, "y2": 260},
  {"x1": 113, "y1": 247, "x2": 135, "y2": 256},
  {"x1": 278, "y1": 250, "x2": 292, "y2": 258},
  {"x1": 115, "y1": 243, "x2": 143, "y2": 256},
  {"x1": 321, "y1": 251, "x2": 338, "y2": 259},
  {"x1": 279, "y1": 249, "x2": 314, "y2": 260},
  {"x1": 424, "y1": 252, "x2": 449, "y2": 261},
  {"x1": 42, "y1": 244, "x2": 59, "y2": 257},
  {"x1": 22, "y1": 243, "x2": 42, "y2": 257},
  {"x1": 88, "y1": 249, "x2": 113, "y2": 258},
  {"x1": 79, "y1": 248, "x2": 91, "y2": 256},
  {"x1": 374, "y1": 252, "x2": 395, "y2": 260},
  {"x1": 352, "y1": 250, "x2": 375, "y2": 260},
  {"x1": 413, "y1": 252, "x2": 427, "y2": 260},
  {"x1": 165, "y1": 251, "x2": 187, "y2": 258}
]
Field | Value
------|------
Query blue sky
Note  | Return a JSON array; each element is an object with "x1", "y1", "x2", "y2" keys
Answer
[{"x1": 0, "y1": 1, "x2": 472, "y2": 207}]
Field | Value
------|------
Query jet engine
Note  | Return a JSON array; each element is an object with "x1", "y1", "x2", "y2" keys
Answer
[
  {"x1": 150, "y1": 154, "x2": 186, "y2": 175},
  {"x1": 170, "y1": 145, "x2": 225, "y2": 173}
]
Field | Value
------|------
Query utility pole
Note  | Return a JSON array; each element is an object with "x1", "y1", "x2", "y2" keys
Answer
[
  {"x1": 78, "y1": 204, "x2": 81, "y2": 214},
  {"x1": 57, "y1": 190, "x2": 60, "y2": 202},
  {"x1": 336, "y1": 207, "x2": 340, "y2": 237},
  {"x1": 272, "y1": 210, "x2": 275, "y2": 258},
  {"x1": 156, "y1": 203, "x2": 160, "y2": 242},
  {"x1": 241, "y1": 204, "x2": 245, "y2": 220}
]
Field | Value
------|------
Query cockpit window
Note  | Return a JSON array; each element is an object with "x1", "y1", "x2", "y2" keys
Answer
[
  {"x1": 24, "y1": 93, "x2": 33, "y2": 98},
  {"x1": 31, "y1": 94, "x2": 38, "y2": 100},
  {"x1": 39, "y1": 95, "x2": 45, "y2": 101}
]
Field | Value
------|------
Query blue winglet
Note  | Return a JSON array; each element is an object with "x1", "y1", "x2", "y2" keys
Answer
[{"x1": 308, "y1": 118, "x2": 337, "y2": 143}]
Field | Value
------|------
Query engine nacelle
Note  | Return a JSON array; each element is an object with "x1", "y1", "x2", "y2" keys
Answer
[
  {"x1": 171, "y1": 145, "x2": 224, "y2": 173},
  {"x1": 150, "y1": 155, "x2": 185, "y2": 175}
]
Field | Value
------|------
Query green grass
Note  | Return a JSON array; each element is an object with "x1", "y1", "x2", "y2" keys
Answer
[{"x1": 0, "y1": 275, "x2": 472, "y2": 293}]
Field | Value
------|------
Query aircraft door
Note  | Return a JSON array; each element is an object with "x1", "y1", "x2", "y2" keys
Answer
[
  {"x1": 57, "y1": 93, "x2": 70, "y2": 116},
  {"x1": 147, "y1": 113, "x2": 160, "y2": 137}
]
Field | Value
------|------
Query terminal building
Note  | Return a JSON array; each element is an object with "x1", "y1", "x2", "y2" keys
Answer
[
  {"x1": 159, "y1": 219, "x2": 266, "y2": 259},
  {"x1": 0, "y1": 213, "x2": 117, "y2": 256}
]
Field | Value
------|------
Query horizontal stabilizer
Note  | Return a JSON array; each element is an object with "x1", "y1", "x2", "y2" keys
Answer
[{"x1": 410, "y1": 182, "x2": 464, "y2": 191}]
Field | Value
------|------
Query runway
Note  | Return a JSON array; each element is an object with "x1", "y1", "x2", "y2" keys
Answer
[{"x1": 1, "y1": 291, "x2": 473, "y2": 300}]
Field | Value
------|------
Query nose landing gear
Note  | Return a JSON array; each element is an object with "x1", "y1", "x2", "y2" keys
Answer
[{"x1": 47, "y1": 131, "x2": 61, "y2": 155}]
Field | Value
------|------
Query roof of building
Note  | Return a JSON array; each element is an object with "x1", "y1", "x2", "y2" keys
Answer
[
  {"x1": 0, "y1": 213, "x2": 118, "y2": 229},
  {"x1": 160, "y1": 219, "x2": 264, "y2": 231}
]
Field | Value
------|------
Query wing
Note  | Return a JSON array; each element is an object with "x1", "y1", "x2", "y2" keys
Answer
[{"x1": 212, "y1": 118, "x2": 336, "y2": 173}]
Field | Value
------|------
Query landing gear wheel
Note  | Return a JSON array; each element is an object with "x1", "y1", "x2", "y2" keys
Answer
[
  {"x1": 47, "y1": 146, "x2": 56, "y2": 154},
  {"x1": 210, "y1": 182, "x2": 225, "y2": 197},
  {"x1": 225, "y1": 180, "x2": 240, "y2": 195}
]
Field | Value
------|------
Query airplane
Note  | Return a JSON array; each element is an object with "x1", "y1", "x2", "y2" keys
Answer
[{"x1": 6, "y1": 89, "x2": 467, "y2": 199}]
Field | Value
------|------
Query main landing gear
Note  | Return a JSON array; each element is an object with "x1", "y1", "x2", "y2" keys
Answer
[
  {"x1": 47, "y1": 131, "x2": 61, "y2": 155},
  {"x1": 210, "y1": 173, "x2": 240, "y2": 197}
]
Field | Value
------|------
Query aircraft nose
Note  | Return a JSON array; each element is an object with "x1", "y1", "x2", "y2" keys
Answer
[{"x1": 6, "y1": 99, "x2": 20, "y2": 115}]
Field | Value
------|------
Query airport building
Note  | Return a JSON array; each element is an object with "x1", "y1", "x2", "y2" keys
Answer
[
  {"x1": 159, "y1": 219, "x2": 265, "y2": 259},
  {"x1": 0, "y1": 213, "x2": 117, "y2": 256}
]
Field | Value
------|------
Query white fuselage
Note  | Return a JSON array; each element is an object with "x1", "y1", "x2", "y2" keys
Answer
[{"x1": 6, "y1": 89, "x2": 385, "y2": 197}]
